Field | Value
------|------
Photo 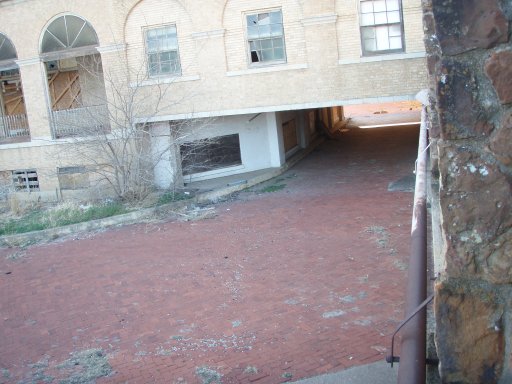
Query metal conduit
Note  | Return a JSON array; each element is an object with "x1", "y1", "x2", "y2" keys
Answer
[{"x1": 393, "y1": 106, "x2": 429, "y2": 383}]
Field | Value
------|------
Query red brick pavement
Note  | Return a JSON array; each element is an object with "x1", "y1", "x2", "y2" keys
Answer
[{"x1": 0, "y1": 125, "x2": 419, "y2": 383}]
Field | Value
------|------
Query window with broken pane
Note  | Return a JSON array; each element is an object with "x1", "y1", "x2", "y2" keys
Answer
[
  {"x1": 360, "y1": 0, "x2": 404, "y2": 55},
  {"x1": 145, "y1": 25, "x2": 182, "y2": 77},
  {"x1": 246, "y1": 10, "x2": 286, "y2": 64}
]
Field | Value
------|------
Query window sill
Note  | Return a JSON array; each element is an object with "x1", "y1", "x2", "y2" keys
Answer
[
  {"x1": 338, "y1": 51, "x2": 426, "y2": 65},
  {"x1": 130, "y1": 75, "x2": 201, "y2": 87},
  {"x1": 183, "y1": 164, "x2": 246, "y2": 182},
  {"x1": 226, "y1": 63, "x2": 308, "y2": 77}
]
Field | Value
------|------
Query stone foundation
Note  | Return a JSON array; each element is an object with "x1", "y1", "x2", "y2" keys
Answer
[{"x1": 423, "y1": 0, "x2": 512, "y2": 382}]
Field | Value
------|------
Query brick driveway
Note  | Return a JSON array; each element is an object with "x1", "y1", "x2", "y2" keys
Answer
[{"x1": 0, "y1": 125, "x2": 418, "y2": 384}]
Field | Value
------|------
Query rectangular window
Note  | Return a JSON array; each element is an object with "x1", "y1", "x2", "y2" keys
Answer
[
  {"x1": 58, "y1": 166, "x2": 90, "y2": 190},
  {"x1": 12, "y1": 169, "x2": 39, "y2": 192},
  {"x1": 246, "y1": 10, "x2": 286, "y2": 64},
  {"x1": 145, "y1": 25, "x2": 181, "y2": 77},
  {"x1": 360, "y1": 0, "x2": 404, "y2": 55},
  {"x1": 180, "y1": 134, "x2": 242, "y2": 175}
]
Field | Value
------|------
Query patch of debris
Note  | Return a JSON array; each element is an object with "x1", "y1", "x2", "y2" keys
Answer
[
  {"x1": 322, "y1": 310, "x2": 346, "y2": 319},
  {"x1": 2, "y1": 368, "x2": 11, "y2": 380},
  {"x1": 388, "y1": 174, "x2": 415, "y2": 192},
  {"x1": 5, "y1": 248, "x2": 27, "y2": 261},
  {"x1": 177, "y1": 206, "x2": 217, "y2": 222},
  {"x1": 244, "y1": 366, "x2": 258, "y2": 374}
]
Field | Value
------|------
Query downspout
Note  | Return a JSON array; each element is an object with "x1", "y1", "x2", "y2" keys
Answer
[{"x1": 387, "y1": 93, "x2": 430, "y2": 383}]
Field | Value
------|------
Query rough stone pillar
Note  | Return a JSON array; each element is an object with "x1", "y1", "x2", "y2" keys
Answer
[{"x1": 423, "y1": 0, "x2": 512, "y2": 382}]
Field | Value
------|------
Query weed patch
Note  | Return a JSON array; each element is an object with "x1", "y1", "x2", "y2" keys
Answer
[
  {"x1": 259, "y1": 184, "x2": 286, "y2": 193},
  {"x1": 364, "y1": 225, "x2": 390, "y2": 248},
  {"x1": 282, "y1": 372, "x2": 293, "y2": 379},
  {"x1": 57, "y1": 349, "x2": 112, "y2": 384},
  {"x1": 157, "y1": 191, "x2": 193, "y2": 205},
  {"x1": 195, "y1": 366, "x2": 222, "y2": 384},
  {"x1": 244, "y1": 366, "x2": 258, "y2": 374},
  {"x1": 0, "y1": 202, "x2": 126, "y2": 236}
]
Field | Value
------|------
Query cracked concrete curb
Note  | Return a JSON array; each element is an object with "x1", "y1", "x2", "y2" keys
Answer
[
  {"x1": 0, "y1": 138, "x2": 323, "y2": 248},
  {"x1": 291, "y1": 361, "x2": 397, "y2": 384}
]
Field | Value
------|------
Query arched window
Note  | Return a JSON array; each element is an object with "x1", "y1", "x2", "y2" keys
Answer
[
  {"x1": 0, "y1": 33, "x2": 17, "y2": 63},
  {"x1": 41, "y1": 15, "x2": 98, "y2": 54}
]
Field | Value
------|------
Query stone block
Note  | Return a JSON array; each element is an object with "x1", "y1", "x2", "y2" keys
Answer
[
  {"x1": 490, "y1": 109, "x2": 512, "y2": 166},
  {"x1": 436, "y1": 59, "x2": 493, "y2": 140},
  {"x1": 435, "y1": 280, "x2": 506, "y2": 383},
  {"x1": 485, "y1": 50, "x2": 512, "y2": 105},
  {"x1": 431, "y1": 0, "x2": 508, "y2": 55},
  {"x1": 437, "y1": 143, "x2": 512, "y2": 282}
]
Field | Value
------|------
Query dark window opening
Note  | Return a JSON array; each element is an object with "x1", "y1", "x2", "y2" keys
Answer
[
  {"x1": 12, "y1": 169, "x2": 39, "y2": 192},
  {"x1": 181, "y1": 134, "x2": 242, "y2": 175}
]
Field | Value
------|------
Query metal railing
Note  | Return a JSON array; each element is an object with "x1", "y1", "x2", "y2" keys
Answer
[
  {"x1": 51, "y1": 105, "x2": 110, "y2": 138},
  {"x1": 0, "y1": 113, "x2": 30, "y2": 140},
  {"x1": 386, "y1": 103, "x2": 430, "y2": 383}
]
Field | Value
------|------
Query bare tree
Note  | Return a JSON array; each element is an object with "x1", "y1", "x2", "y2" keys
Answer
[{"x1": 50, "y1": 52, "x2": 217, "y2": 202}]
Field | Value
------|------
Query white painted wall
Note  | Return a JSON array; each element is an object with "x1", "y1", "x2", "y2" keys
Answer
[
  {"x1": 150, "y1": 122, "x2": 173, "y2": 189},
  {"x1": 151, "y1": 112, "x2": 285, "y2": 185}
]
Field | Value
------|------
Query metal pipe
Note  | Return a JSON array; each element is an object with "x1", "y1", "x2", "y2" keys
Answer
[{"x1": 397, "y1": 107, "x2": 429, "y2": 383}]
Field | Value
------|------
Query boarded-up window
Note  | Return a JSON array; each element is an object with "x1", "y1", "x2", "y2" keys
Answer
[
  {"x1": 58, "y1": 166, "x2": 89, "y2": 190},
  {"x1": 12, "y1": 169, "x2": 39, "y2": 192},
  {"x1": 181, "y1": 134, "x2": 242, "y2": 175},
  {"x1": 282, "y1": 119, "x2": 298, "y2": 153}
]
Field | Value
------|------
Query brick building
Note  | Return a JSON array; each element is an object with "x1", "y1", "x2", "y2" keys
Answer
[{"x1": 0, "y1": 0, "x2": 426, "y2": 201}]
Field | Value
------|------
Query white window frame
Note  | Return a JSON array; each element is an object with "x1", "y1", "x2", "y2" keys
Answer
[
  {"x1": 144, "y1": 24, "x2": 182, "y2": 78},
  {"x1": 359, "y1": 0, "x2": 405, "y2": 56},
  {"x1": 245, "y1": 8, "x2": 287, "y2": 66}
]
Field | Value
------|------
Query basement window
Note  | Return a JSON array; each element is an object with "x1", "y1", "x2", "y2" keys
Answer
[
  {"x1": 58, "y1": 166, "x2": 89, "y2": 190},
  {"x1": 12, "y1": 169, "x2": 39, "y2": 192},
  {"x1": 181, "y1": 134, "x2": 242, "y2": 175}
]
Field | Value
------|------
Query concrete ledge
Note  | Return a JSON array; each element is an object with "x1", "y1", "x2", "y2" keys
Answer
[{"x1": 291, "y1": 361, "x2": 397, "y2": 384}]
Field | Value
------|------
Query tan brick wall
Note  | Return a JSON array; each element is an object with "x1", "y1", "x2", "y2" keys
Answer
[{"x1": 0, "y1": 0, "x2": 427, "y2": 196}]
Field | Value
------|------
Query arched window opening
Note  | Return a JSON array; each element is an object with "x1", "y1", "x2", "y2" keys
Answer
[
  {"x1": 40, "y1": 15, "x2": 109, "y2": 138},
  {"x1": 0, "y1": 33, "x2": 30, "y2": 143},
  {"x1": 0, "y1": 34, "x2": 17, "y2": 63},
  {"x1": 41, "y1": 15, "x2": 99, "y2": 54}
]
